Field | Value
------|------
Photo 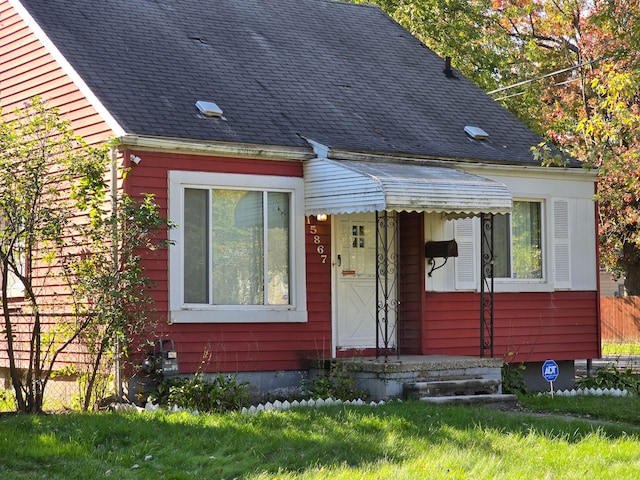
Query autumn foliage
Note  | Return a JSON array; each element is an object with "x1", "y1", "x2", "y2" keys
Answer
[{"x1": 360, "y1": 0, "x2": 640, "y2": 293}]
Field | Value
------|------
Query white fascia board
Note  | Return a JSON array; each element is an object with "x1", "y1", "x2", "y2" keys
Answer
[
  {"x1": 457, "y1": 162, "x2": 598, "y2": 181},
  {"x1": 327, "y1": 149, "x2": 597, "y2": 180},
  {"x1": 118, "y1": 134, "x2": 314, "y2": 161},
  {"x1": 9, "y1": 0, "x2": 126, "y2": 138}
]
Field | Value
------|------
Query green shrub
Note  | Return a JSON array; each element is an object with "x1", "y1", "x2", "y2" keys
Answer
[
  {"x1": 502, "y1": 362, "x2": 528, "y2": 395},
  {"x1": 149, "y1": 373, "x2": 249, "y2": 412},
  {"x1": 0, "y1": 389, "x2": 16, "y2": 412},
  {"x1": 302, "y1": 361, "x2": 367, "y2": 401},
  {"x1": 576, "y1": 364, "x2": 640, "y2": 394}
]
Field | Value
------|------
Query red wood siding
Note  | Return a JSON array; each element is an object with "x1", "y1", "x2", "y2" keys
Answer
[
  {"x1": 1, "y1": 1, "x2": 116, "y2": 371},
  {"x1": 422, "y1": 291, "x2": 600, "y2": 362},
  {"x1": 0, "y1": 0, "x2": 112, "y2": 145},
  {"x1": 398, "y1": 212, "x2": 424, "y2": 354},
  {"x1": 123, "y1": 149, "x2": 332, "y2": 373}
]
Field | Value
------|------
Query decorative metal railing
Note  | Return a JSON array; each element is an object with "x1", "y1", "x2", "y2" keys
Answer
[
  {"x1": 375, "y1": 211, "x2": 399, "y2": 359},
  {"x1": 480, "y1": 213, "x2": 495, "y2": 358}
]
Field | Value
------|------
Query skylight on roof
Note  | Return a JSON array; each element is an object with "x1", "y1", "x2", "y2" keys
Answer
[
  {"x1": 196, "y1": 100, "x2": 223, "y2": 117},
  {"x1": 464, "y1": 125, "x2": 489, "y2": 140}
]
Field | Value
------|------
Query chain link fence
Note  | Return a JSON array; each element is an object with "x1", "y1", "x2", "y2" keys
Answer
[{"x1": 0, "y1": 311, "x2": 117, "y2": 412}]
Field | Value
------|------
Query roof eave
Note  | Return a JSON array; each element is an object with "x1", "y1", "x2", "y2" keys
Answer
[
  {"x1": 325, "y1": 148, "x2": 596, "y2": 177},
  {"x1": 117, "y1": 134, "x2": 315, "y2": 161}
]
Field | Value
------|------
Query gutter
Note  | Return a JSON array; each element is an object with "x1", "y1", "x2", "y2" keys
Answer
[{"x1": 325, "y1": 148, "x2": 597, "y2": 179}]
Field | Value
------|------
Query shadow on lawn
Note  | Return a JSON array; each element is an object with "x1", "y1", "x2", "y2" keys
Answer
[{"x1": 1, "y1": 400, "x2": 638, "y2": 479}]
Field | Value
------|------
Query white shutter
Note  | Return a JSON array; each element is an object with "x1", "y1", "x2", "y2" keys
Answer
[
  {"x1": 454, "y1": 217, "x2": 477, "y2": 290},
  {"x1": 552, "y1": 198, "x2": 571, "y2": 289}
]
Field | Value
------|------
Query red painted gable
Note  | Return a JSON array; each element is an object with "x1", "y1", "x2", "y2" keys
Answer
[{"x1": 0, "y1": 0, "x2": 112, "y2": 145}]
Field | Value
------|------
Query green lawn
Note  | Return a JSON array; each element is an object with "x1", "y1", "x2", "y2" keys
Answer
[
  {"x1": 2, "y1": 399, "x2": 640, "y2": 479},
  {"x1": 3, "y1": 342, "x2": 640, "y2": 479},
  {"x1": 602, "y1": 341, "x2": 640, "y2": 356}
]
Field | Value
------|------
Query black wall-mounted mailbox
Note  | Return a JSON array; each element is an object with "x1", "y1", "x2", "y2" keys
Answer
[
  {"x1": 425, "y1": 240, "x2": 458, "y2": 276},
  {"x1": 425, "y1": 240, "x2": 458, "y2": 259}
]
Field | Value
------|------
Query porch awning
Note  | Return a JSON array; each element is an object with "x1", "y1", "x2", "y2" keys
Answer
[{"x1": 303, "y1": 158, "x2": 512, "y2": 217}]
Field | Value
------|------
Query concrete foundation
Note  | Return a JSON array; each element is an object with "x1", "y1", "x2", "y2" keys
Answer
[
  {"x1": 127, "y1": 369, "x2": 309, "y2": 405},
  {"x1": 2, "y1": 358, "x2": 583, "y2": 410},
  {"x1": 522, "y1": 360, "x2": 576, "y2": 392}
]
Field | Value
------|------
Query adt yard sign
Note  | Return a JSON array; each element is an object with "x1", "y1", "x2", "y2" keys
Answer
[
  {"x1": 542, "y1": 360, "x2": 559, "y2": 396},
  {"x1": 542, "y1": 359, "x2": 559, "y2": 382}
]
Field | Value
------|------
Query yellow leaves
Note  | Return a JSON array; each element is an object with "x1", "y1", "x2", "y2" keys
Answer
[{"x1": 531, "y1": 141, "x2": 568, "y2": 167}]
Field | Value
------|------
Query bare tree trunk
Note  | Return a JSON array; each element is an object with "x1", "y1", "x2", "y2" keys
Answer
[
  {"x1": 1, "y1": 258, "x2": 27, "y2": 412},
  {"x1": 622, "y1": 242, "x2": 640, "y2": 296},
  {"x1": 33, "y1": 310, "x2": 43, "y2": 412},
  {"x1": 23, "y1": 278, "x2": 44, "y2": 413},
  {"x1": 83, "y1": 338, "x2": 109, "y2": 411}
]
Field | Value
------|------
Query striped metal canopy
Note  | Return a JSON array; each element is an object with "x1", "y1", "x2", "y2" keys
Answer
[{"x1": 304, "y1": 157, "x2": 512, "y2": 218}]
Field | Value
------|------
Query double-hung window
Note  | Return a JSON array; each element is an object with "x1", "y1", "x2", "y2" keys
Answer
[
  {"x1": 492, "y1": 200, "x2": 543, "y2": 279},
  {"x1": 169, "y1": 171, "x2": 307, "y2": 323}
]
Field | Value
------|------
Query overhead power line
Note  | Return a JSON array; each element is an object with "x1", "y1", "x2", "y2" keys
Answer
[
  {"x1": 487, "y1": 57, "x2": 602, "y2": 95},
  {"x1": 493, "y1": 76, "x2": 583, "y2": 101}
]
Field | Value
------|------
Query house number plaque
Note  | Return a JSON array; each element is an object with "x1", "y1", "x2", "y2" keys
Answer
[{"x1": 309, "y1": 223, "x2": 328, "y2": 264}]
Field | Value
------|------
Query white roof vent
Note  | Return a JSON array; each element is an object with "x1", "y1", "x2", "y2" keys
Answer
[
  {"x1": 196, "y1": 100, "x2": 223, "y2": 117},
  {"x1": 464, "y1": 125, "x2": 489, "y2": 140}
]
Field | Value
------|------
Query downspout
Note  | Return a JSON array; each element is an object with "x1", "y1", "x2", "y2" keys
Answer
[
  {"x1": 110, "y1": 146, "x2": 122, "y2": 400},
  {"x1": 592, "y1": 180, "x2": 601, "y2": 375}
]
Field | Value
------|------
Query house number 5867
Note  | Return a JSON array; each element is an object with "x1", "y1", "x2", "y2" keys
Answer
[{"x1": 309, "y1": 225, "x2": 327, "y2": 264}]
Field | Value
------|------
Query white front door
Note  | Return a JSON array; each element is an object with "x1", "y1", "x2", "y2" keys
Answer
[{"x1": 335, "y1": 213, "x2": 378, "y2": 349}]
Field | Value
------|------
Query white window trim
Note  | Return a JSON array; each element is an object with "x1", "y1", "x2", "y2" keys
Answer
[
  {"x1": 0, "y1": 216, "x2": 25, "y2": 298},
  {"x1": 5, "y1": 266, "x2": 24, "y2": 298},
  {"x1": 168, "y1": 170, "x2": 307, "y2": 323},
  {"x1": 454, "y1": 198, "x2": 557, "y2": 293}
]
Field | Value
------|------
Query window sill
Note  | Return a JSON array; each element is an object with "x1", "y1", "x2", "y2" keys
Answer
[
  {"x1": 490, "y1": 281, "x2": 554, "y2": 293},
  {"x1": 169, "y1": 308, "x2": 308, "y2": 323}
]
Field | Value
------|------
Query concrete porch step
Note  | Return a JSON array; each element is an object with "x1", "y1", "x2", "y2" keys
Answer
[
  {"x1": 404, "y1": 378, "x2": 501, "y2": 399},
  {"x1": 419, "y1": 393, "x2": 518, "y2": 408},
  {"x1": 310, "y1": 355, "x2": 505, "y2": 401}
]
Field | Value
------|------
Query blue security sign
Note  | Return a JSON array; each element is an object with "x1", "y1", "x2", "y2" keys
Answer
[{"x1": 542, "y1": 359, "x2": 559, "y2": 382}]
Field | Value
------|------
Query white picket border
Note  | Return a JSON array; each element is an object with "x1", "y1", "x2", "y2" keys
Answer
[
  {"x1": 240, "y1": 397, "x2": 389, "y2": 414},
  {"x1": 143, "y1": 397, "x2": 389, "y2": 415},
  {"x1": 537, "y1": 387, "x2": 632, "y2": 397}
]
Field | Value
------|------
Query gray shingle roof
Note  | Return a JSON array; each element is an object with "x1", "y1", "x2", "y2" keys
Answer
[{"x1": 21, "y1": 0, "x2": 561, "y2": 165}]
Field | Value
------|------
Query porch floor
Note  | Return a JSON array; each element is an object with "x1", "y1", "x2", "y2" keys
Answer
[
  {"x1": 311, "y1": 354, "x2": 502, "y2": 373},
  {"x1": 346, "y1": 354, "x2": 501, "y2": 370}
]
